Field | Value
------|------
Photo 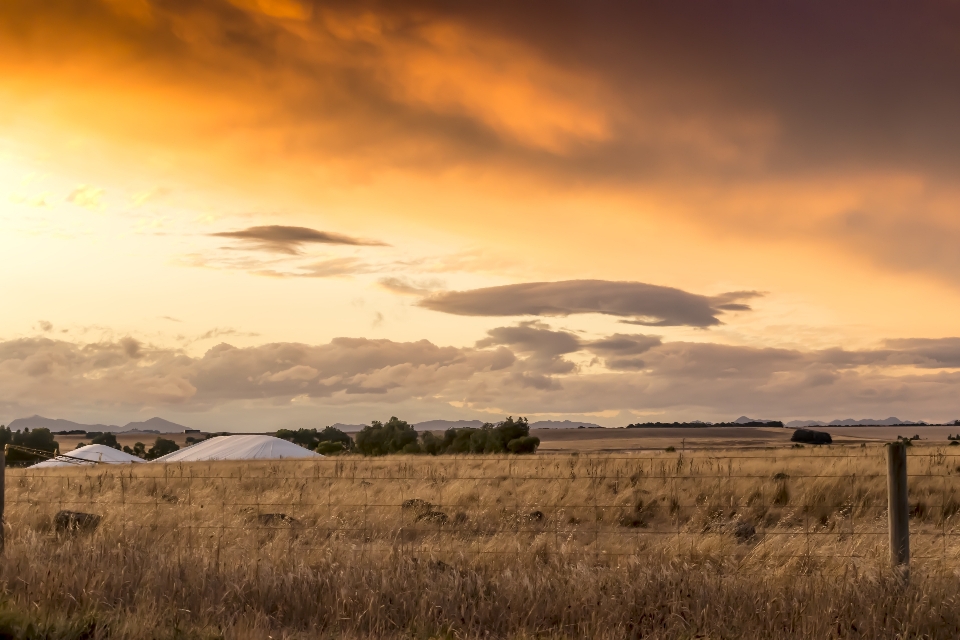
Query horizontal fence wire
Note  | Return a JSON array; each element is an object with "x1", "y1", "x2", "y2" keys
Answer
[{"x1": 6, "y1": 450, "x2": 960, "y2": 572}]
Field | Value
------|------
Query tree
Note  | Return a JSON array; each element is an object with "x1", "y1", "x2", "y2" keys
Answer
[
  {"x1": 123, "y1": 442, "x2": 148, "y2": 458},
  {"x1": 145, "y1": 437, "x2": 179, "y2": 460},
  {"x1": 91, "y1": 432, "x2": 121, "y2": 450},
  {"x1": 355, "y1": 417, "x2": 418, "y2": 455},
  {"x1": 421, "y1": 417, "x2": 539, "y2": 455},
  {"x1": 4, "y1": 427, "x2": 60, "y2": 465}
]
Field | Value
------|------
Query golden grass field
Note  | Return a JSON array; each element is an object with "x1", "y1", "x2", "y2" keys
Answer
[{"x1": 5, "y1": 443, "x2": 960, "y2": 638}]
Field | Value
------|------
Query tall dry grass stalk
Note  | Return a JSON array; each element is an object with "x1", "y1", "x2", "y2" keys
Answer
[{"x1": 4, "y1": 446, "x2": 960, "y2": 638}]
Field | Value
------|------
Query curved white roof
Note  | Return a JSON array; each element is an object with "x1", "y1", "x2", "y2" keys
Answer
[
  {"x1": 152, "y1": 435, "x2": 322, "y2": 462},
  {"x1": 32, "y1": 444, "x2": 145, "y2": 468}
]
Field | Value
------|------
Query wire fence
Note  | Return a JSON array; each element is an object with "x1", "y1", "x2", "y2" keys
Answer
[{"x1": 6, "y1": 449, "x2": 960, "y2": 575}]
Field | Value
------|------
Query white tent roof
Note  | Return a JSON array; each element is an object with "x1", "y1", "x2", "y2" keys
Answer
[
  {"x1": 32, "y1": 444, "x2": 145, "y2": 468},
  {"x1": 152, "y1": 435, "x2": 322, "y2": 462}
]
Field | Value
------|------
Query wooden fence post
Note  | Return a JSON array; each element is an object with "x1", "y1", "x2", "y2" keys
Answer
[
  {"x1": 0, "y1": 444, "x2": 5, "y2": 552},
  {"x1": 887, "y1": 441, "x2": 909, "y2": 579}
]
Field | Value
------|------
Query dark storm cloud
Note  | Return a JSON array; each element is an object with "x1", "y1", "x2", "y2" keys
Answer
[
  {"x1": 9, "y1": 0, "x2": 960, "y2": 285},
  {"x1": 12, "y1": 0, "x2": 960, "y2": 178},
  {"x1": 212, "y1": 226, "x2": 387, "y2": 254},
  {"x1": 419, "y1": 280, "x2": 759, "y2": 327}
]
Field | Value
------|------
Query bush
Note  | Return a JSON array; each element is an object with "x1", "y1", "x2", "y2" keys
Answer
[
  {"x1": 315, "y1": 441, "x2": 346, "y2": 455},
  {"x1": 507, "y1": 435, "x2": 540, "y2": 454},
  {"x1": 276, "y1": 426, "x2": 354, "y2": 452},
  {"x1": 355, "y1": 417, "x2": 418, "y2": 456},
  {"x1": 90, "y1": 432, "x2": 120, "y2": 450},
  {"x1": 790, "y1": 428, "x2": 832, "y2": 445}
]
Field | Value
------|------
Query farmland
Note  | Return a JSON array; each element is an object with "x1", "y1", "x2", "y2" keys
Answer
[{"x1": 4, "y1": 444, "x2": 960, "y2": 638}]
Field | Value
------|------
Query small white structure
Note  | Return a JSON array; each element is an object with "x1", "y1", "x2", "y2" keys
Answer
[
  {"x1": 32, "y1": 444, "x2": 145, "y2": 468},
  {"x1": 152, "y1": 435, "x2": 322, "y2": 463}
]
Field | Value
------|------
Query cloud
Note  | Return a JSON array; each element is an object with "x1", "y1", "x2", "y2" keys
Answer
[
  {"x1": 211, "y1": 225, "x2": 388, "y2": 254},
  {"x1": 254, "y1": 257, "x2": 374, "y2": 278},
  {"x1": 420, "y1": 280, "x2": 760, "y2": 327},
  {"x1": 9, "y1": 1, "x2": 960, "y2": 290},
  {"x1": 66, "y1": 185, "x2": 104, "y2": 210},
  {"x1": 583, "y1": 333, "x2": 663, "y2": 370},
  {"x1": 132, "y1": 186, "x2": 171, "y2": 207},
  {"x1": 478, "y1": 322, "x2": 581, "y2": 357},
  {"x1": 195, "y1": 327, "x2": 260, "y2": 342},
  {"x1": 4, "y1": 332, "x2": 960, "y2": 424},
  {"x1": 378, "y1": 276, "x2": 445, "y2": 296}
]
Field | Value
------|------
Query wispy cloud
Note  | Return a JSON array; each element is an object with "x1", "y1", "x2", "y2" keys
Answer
[
  {"x1": 66, "y1": 185, "x2": 104, "y2": 210},
  {"x1": 378, "y1": 276, "x2": 445, "y2": 296}
]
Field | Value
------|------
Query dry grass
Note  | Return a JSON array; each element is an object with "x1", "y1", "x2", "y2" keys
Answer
[{"x1": 4, "y1": 445, "x2": 960, "y2": 638}]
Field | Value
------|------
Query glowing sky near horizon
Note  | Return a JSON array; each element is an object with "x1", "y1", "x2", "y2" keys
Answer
[{"x1": 3, "y1": 0, "x2": 960, "y2": 430}]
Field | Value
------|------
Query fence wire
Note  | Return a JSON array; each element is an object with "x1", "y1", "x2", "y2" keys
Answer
[{"x1": 7, "y1": 449, "x2": 960, "y2": 575}]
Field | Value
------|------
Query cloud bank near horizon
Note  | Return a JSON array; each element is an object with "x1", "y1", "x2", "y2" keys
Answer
[{"x1": 3, "y1": 328, "x2": 960, "y2": 428}]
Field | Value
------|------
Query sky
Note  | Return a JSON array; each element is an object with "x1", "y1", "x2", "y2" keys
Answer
[{"x1": 3, "y1": 0, "x2": 960, "y2": 430}]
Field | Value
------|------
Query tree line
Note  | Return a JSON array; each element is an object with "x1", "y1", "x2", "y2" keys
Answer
[{"x1": 274, "y1": 416, "x2": 540, "y2": 456}]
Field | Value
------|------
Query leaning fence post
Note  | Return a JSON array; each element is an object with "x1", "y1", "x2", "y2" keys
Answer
[{"x1": 887, "y1": 441, "x2": 909, "y2": 579}]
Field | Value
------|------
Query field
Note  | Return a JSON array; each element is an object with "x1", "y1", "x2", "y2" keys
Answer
[
  {"x1": 54, "y1": 432, "x2": 203, "y2": 451},
  {"x1": 4, "y1": 442, "x2": 960, "y2": 638}
]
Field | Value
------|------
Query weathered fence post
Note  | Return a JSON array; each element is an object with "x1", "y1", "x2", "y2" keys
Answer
[
  {"x1": 887, "y1": 441, "x2": 909, "y2": 579},
  {"x1": 0, "y1": 444, "x2": 5, "y2": 552}
]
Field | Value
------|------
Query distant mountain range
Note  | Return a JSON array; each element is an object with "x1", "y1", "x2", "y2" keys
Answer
[
  {"x1": 785, "y1": 417, "x2": 929, "y2": 427},
  {"x1": 6, "y1": 415, "x2": 189, "y2": 433},
  {"x1": 734, "y1": 416, "x2": 780, "y2": 424}
]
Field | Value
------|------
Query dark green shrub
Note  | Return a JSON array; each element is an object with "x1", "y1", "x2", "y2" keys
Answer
[
  {"x1": 507, "y1": 435, "x2": 540, "y2": 454},
  {"x1": 791, "y1": 428, "x2": 832, "y2": 445},
  {"x1": 315, "y1": 441, "x2": 346, "y2": 455}
]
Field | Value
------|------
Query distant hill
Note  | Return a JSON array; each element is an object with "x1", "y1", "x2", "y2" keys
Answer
[
  {"x1": 120, "y1": 417, "x2": 188, "y2": 433},
  {"x1": 415, "y1": 419, "x2": 484, "y2": 431},
  {"x1": 329, "y1": 423, "x2": 370, "y2": 433},
  {"x1": 734, "y1": 416, "x2": 780, "y2": 424},
  {"x1": 5, "y1": 415, "x2": 189, "y2": 433},
  {"x1": 7, "y1": 415, "x2": 118, "y2": 432}
]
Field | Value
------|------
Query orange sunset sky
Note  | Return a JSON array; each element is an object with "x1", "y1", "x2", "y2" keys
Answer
[{"x1": 2, "y1": 0, "x2": 960, "y2": 429}]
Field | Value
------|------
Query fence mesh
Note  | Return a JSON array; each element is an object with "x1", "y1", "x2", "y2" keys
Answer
[{"x1": 7, "y1": 449, "x2": 960, "y2": 576}]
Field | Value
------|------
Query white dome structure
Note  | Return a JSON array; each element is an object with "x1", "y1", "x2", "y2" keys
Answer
[
  {"x1": 32, "y1": 444, "x2": 145, "y2": 468},
  {"x1": 152, "y1": 435, "x2": 322, "y2": 462}
]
